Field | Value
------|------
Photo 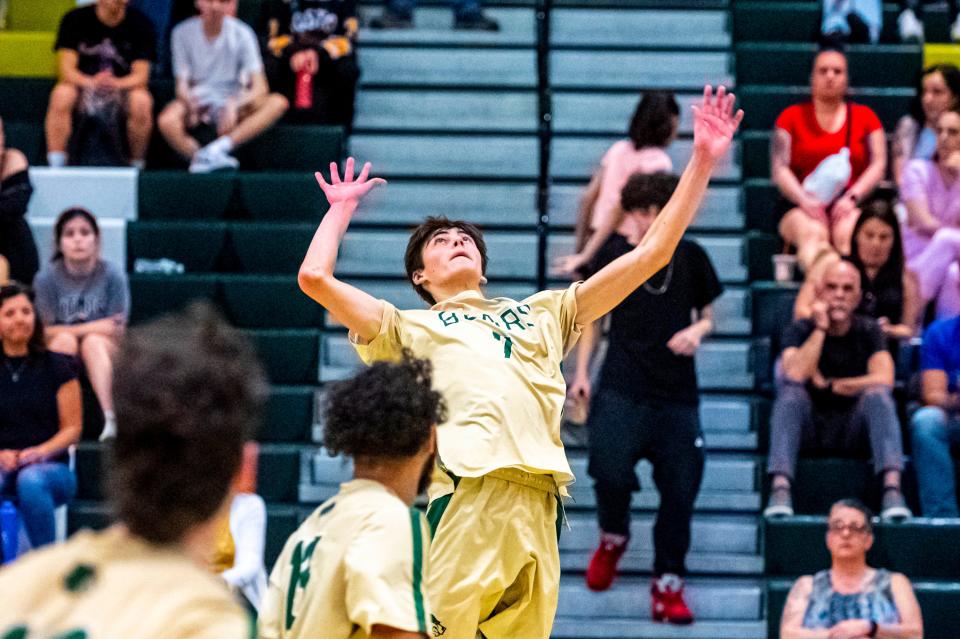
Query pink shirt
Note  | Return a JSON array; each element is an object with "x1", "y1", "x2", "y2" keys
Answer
[
  {"x1": 590, "y1": 140, "x2": 673, "y2": 230},
  {"x1": 900, "y1": 158, "x2": 960, "y2": 260}
]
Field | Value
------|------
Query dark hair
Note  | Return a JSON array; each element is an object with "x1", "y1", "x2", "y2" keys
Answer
[
  {"x1": 620, "y1": 172, "x2": 679, "y2": 212},
  {"x1": 109, "y1": 302, "x2": 267, "y2": 545},
  {"x1": 0, "y1": 281, "x2": 47, "y2": 359},
  {"x1": 53, "y1": 207, "x2": 100, "y2": 262},
  {"x1": 404, "y1": 216, "x2": 488, "y2": 305},
  {"x1": 909, "y1": 63, "x2": 960, "y2": 125},
  {"x1": 627, "y1": 91, "x2": 680, "y2": 150},
  {"x1": 323, "y1": 353, "x2": 445, "y2": 459},
  {"x1": 847, "y1": 197, "x2": 904, "y2": 301},
  {"x1": 830, "y1": 498, "x2": 874, "y2": 533}
]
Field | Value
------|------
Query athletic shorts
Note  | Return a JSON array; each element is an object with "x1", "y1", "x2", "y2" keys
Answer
[{"x1": 425, "y1": 467, "x2": 562, "y2": 639}]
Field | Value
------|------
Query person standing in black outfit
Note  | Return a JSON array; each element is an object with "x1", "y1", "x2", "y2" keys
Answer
[
  {"x1": 0, "y1": 116, "x2": 39, "y2": 285},
  {"x1": 569, "y1": 172, "x2": 722, "y2": 625},
  {"x1": 265, "y1": 0, "x2": 359, "y2": 133}
]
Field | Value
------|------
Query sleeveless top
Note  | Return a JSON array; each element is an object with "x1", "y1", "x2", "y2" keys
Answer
[{"x1": 803, "y1": 569, "x2": 901, "y2": 628}]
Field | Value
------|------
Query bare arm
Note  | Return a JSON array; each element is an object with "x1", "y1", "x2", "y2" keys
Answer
[
  {"x1": 831, "y1": 350, "x2": 895, "y2": 396},
  {"x1": 112, "y1": 59, "x2": 150, "y2": 90},
  {"x1": 298, "y1": 159, "x2": 386, "y2": 342},
  {"x1": 892, "y1": 116, "x2": 918, "y2": 187},
  {"x1": 575, "y1": 86, "x2": 742, "y2": 324},
  {"x1": 794, "y1": 277, "x2": 817, "y2": 319},
  {"x1": 881, "y1": 271, "x2": 920, "y2": 340},
  {"x1": 781, "y1": 331, "x2": 826, "y2": 384},
  {"x1": 174, "y1": 75, "x2": 193, "y2": 104},
  {"x1": 236, "y1": 70, "x2": 270, "y2": 109},
  {"x1": 57, "y1": 49, "x2": 93, "y2": 88},
  {"x1": 780, "y1": 576, "x2": 830, "y2": 639},
  {"x1": 568, "y1": 320, "x2": 597, "y2": 403},
  {"x1": 921, "y1": 369, "x2": 960, "y2": 411},
  {"x1": 45, "y1": 317, "x2": 122, "y2": 339},
  {"x1": 771, "y1": 128, "x2": 809, "y2": 205},
  {"x1": 875, "y1": 574, "x2": 923, "y2": 639},
  {"x1": 904, "y1": 196, "x2": 943, "y2": 237},
  {"x1": 17, "y1": 379, "x2": 82, "y2": 467},
  {"x1": 844, "y1": 129, "x2": 887, "y2": 202}
]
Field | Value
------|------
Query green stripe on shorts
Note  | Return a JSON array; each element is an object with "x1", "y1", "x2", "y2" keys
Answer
[{"x1": 409, "y1": 510, "x2": 427, "y2": 634}]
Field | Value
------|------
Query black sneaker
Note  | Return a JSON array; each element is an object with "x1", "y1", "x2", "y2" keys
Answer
[
  {"x1": 370, "y1": 9, "x2": 413, "y2": 29},
  {"x1": 453, "y1": 12, "x2": 500, "y2": 31}
]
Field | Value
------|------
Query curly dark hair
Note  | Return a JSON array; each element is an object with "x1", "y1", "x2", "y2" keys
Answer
[
  {"x1": 323, "y1": 353, "x2": 446, "y2": 459},
  {"x1": 404, "y1": 216, "x2": 488, "y2": 306},
  {"x1": 620, "y1": 172, "x2": 679, "y2": 213},
  {"x1": 109, "y1": 302, "x2": 267, "y2": 545},
  {"x1": 0, "y1": 281, "x2": 47, "y2": 359},
  {"x1": 627, "y1": 91, "x2": 680, "y2": 150}
]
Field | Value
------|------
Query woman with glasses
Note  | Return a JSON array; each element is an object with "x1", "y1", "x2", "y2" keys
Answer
[{"x1": 779, "y1": 499, "x2": 923, "y2": 639}]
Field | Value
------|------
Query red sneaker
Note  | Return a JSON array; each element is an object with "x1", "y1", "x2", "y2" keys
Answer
[
  {"x1": 651, "y1": 574, "x2": 694, "y2": 625},
  {"x1": 585, "y1": 532, "x2": 627, "y2": 591}
]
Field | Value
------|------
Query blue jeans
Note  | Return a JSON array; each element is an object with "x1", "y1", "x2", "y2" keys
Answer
[
  {"x1": 911, "y1": 407, "x2": 960, "y2": 517},
  {"x1": 387, "y1": 0, "x2": 482, "y2": 19},
  {"x1": 0, "y1": 463, "x2": 77, "y2": 548}
]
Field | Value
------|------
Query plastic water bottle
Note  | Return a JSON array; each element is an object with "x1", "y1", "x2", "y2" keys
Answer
[
  {"x1": 133, "y1": 258, "x2": 185, "y2": 275},
  {"x1": 295, "y1": 70, "x2": 313, "y2": 110},
  {"x1": 1, "y1": 501, "x2": 19, "y2": 564},
  {"x1": 802, "y1": 147, "x2": 851, "y2": 203}
]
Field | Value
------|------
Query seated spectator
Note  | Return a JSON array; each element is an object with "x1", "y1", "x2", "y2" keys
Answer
[
  {"x1": 33, "y1": 208, "x2": 129, "y2": 442},
  {"x1": 893, "y1": 64, "x2": 960, "y2": 186},
  {"x1": 370, "y1": 0, "x2": 499, "y2": 30},
  {"x1": 794, "y1": 199, "x2": 921, "y2": 347},
  {"x1": 910, "y1": 312, "x2": 960, "y2": 517},
  {"x1": 898, "y1": 0, "x2": 960, "y2": 42},
  {"x1": 265, "y1": 0, "x2": 359, "y2": 133},
  {"x1": 0, "y1": 282, "x2": 80, "y2": 550},
  {"x1": 0, "y1": 115, "x2": 39, "y2": 286},
  {"x1": 210, "y1": 441, "x2": 267, "y2": 613},
  {"x1": 772, "y1": 48, "x2": 886, "y2": 277},
  {"x1": 821, "y1": 0, "x2": 881, "y2": 44},
  {"x1": 555, "y1": 91, "x2": 678, "y2": 278},
  {"x1": 779, "y1": 499, "x2": 923, "y2": 639},
  {"x1": 45, "y1": 0, "x2": 155, "y2": 168},
  {"x1": 159, "y1": 0, "x2": 288, "y2": 173},
  {"x1": 900, "y1": 108, "x2": 960, "y2": 320},
  {"x1": 0, "y1": 303, "x2": 262, "y2": 637},
  {"x1": 764, "y1": 260, "x2": 910, "y2": 520},
  {"x1": 570, "y1": 172, "x2": 720, "y2": 624}
]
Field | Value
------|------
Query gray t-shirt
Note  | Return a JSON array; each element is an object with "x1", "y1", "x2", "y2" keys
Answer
[
  {"x1": 33, "y1": 260, "x2": 129, "y2": 326},
  {"x1": 171, "y1": 16, "x2": 264, "y2": 108}
]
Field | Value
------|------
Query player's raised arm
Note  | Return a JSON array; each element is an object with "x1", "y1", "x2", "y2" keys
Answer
[
  {"x1": 298, "y1": 157, "x2": 388, "y2": 341},
  {"x1": 574, "y1": 85, "x2": 743, "y2": 325}
]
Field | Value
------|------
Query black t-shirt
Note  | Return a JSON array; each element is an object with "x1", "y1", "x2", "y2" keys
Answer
[
  {"x1": 781, "y1": 315, "x2": 886, "y2": 409},
  {"x1": 588, "y1": 235, "x2": 723, "y2": 406},
  {"x1": 272, "y1": 0, "x2": 358, "y2": 49},
  {"x1": 0, "y1": 351, "x2": 78, "y2": 461},
  {"x1": 54, "y1": 5, "x2": 156, "y2": 77},
  {"x1": 856, "y1": 265, "x2": 903, "y2": 325}
]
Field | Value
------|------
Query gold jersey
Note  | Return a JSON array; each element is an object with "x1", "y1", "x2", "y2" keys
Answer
[
  {"x1": 259, "y1": 479, "x2": 431, "y2": 639},
  {"x1": 0, "y1": 526, "x2": 250, "y2": 639},
  {"x1": 352, "y1": 285, "x2": 582, "y2": 486}
]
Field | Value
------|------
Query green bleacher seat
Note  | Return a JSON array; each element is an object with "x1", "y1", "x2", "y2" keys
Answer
[
  {"x1": 763, "y1": 458, "x2": 878, "y2": 514},
  {"x1": 128, "y1": 274, "x2": 221, "y2": 324},
  {"x1": 736, "y1": 43, "x2": 921, "y2": 88},
  {"x1": 261, "y1": 386, "x2": 315, "y2": 442},
  {"x1": 126, "y1": 222, "x2": 228, "y2": 273},
  {"x1": 231, "y1": 224, "x2": 312, "y2": 274},
  {"x1": 245, "y1": 329, "x2": 320, "y2": 385},
  {"x1": 75, "y1": 443, "x2": 104, "y2": 502},
  {"x1": 234, "y1": 126, "x2": 344, "y2": 171},
  {"x1": 742, "y1": 131, "x2": 770, "y2": 180},
  {"x1": 138, "y1": 172, "x2": 237, "y2": 220},
  {"x1": 744, "y1": 179, "x2": 780, "y2": 233},
  {"x1": 237, "y1": 173, "x2": 328, "y2": 221},
  {"x1": 257, "y1": 444, "x2": 301, "y2": 503},
  {"x1": 739, "y1": 86, "x2": 912, "y2": 132},
  {"x1": 4, "y1": 120, "x2": 46, "y2": 166},
  {"x1": 747, "y1": 231, "x2": 781, "y2": 281},
  {"x1": 768, "y1": 579, "x2": 960, "y2": 639},
  {"x1": 67, "y1": 502, "x2": 112, "y2": 535},
  {"x1": 264, "y1": 505, "x2": 301, "y2": 570},
  {"x1": 0, "y1": 78, "x2": 54, "y2": 122},
  {"x1": 751, "y1": 281, "x2": 801, "y2": 342},
  {"x1": 222, "y1": 275, "x2": 324, "y2": 328}
]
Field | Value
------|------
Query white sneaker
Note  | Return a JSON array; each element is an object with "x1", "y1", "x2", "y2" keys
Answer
[
  {"x1": 189, "y1": 145, "x2": 239, "y2": 174},
  {"x1": 951, "y1": 15, "x2": 960, "y2": 41},
  {"x1": 99, "y1": 415, "x2": 117, "y2": 442},
  {"x1": 898, "y1": 9, "x2": 924, "y2": 42}
]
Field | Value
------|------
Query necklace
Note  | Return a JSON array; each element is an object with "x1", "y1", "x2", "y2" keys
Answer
[
  {"x1": 3, "y1": 358, "x2": 28, "y2": 383},
  {"x1": 643, "y1": 259, "x2": 674, "y2": 295}
]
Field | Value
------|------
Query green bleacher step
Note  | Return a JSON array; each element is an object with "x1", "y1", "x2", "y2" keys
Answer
[
  {"x1": 360, "y1": 48, "x2": 536, "y2": 88},
  {"x1": 551, "y1": 8, "x2": 730, "y2": 48},
  {"x1": 550, "y1": 50, "x2": 733, "y2": 90},
  {"x1": 245, "y1": 329, "x2": 320, "y2": 385},
  {"x1": 736, "y1": 43, "x2": 921, "y2": 88},
  {"x1": 551, "y1": 91, "x2": 700, "y2": 136},
  {"x1": 358, "y1": 6, "x2": 535, "y2": 46},
  {"x1": 355, "y1": 89, "x2": 538, "y2": 133}
]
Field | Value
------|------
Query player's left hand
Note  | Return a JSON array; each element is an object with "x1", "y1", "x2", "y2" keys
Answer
[
  {"x1": 16, "y1": 446, "x2": 46, "y2": 468},
  {"x1": 692, "y1": 85, "x2": 743, "y2": 161},
  {"x1": 666, "y1": 325, "x2": 703, "y2": 357}
]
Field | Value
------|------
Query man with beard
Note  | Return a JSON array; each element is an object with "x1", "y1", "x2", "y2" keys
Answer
[{"x1": 259, "y1": 353, "x2": 443, "y2": 639}]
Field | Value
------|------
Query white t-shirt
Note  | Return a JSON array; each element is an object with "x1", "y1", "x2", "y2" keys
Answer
[{"x1": 171, "y1": 16, "x2": 263, "y2": 107}]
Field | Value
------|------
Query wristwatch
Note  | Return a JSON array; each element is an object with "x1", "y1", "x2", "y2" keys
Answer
[{"x1": 868, "y1": 620, "x2": 878, "y2": 637}]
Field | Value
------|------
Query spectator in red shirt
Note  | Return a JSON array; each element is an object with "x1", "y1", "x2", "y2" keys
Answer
[{"x1": 772, "y1": 48, "x2": 887, "y2": 279}]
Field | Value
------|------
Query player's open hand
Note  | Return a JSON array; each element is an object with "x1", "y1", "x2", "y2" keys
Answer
[
  {"x1": 691, "y1": 85, "x2": 743, "y2": 161},
  {"x1": 315, "y1": 157, "x2": 387, "y2": 206}
]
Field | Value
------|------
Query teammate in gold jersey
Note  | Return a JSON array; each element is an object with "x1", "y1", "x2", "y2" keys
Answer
[
  {"x1": 297, "y1": 86, "x2": 743, "y2": 639},
  {"x1": 259, "y1": 355, "x2": 443, "y2": 639},
  {"x1": 0, "y1": 302, "x2": 267, "y2": 639}
]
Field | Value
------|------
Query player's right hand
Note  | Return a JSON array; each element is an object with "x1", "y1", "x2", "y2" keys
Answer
[{"x1": 315, "y1": 157, "x2": 387, "y2": 207}]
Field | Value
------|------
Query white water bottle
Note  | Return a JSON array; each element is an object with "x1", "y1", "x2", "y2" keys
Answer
[{"x1": 802, "y1": 147, "x2": 852, "y2": 203}]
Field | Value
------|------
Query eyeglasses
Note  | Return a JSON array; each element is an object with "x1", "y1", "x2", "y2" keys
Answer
[{"x1": 827, "y1": 521, "x2": 871, "y2": 535}]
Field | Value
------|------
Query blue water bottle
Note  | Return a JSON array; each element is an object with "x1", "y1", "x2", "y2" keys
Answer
[{"x1": 1, "y1": 500, "x2": 19, "y2": 564}]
